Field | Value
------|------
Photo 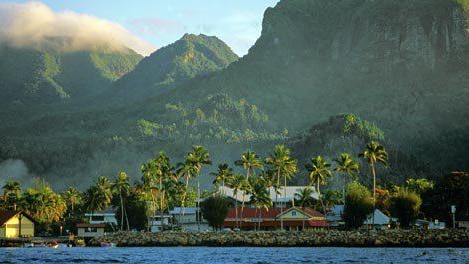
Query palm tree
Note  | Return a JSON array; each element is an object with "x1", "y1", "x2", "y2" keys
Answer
[
  {"x1": 2, "y1": 180, "x2": 21, "y2": 209},
  {"x1": 112, "y1": 172, "x2": 131, "y2": 231},
  {"x1": 226, "y1": 174, "x2": 245, "y2": 228},
  {"x1": 178, "y1": 146, "x2": 211, "y2": 230},
  {"x1": 359, "y1": 141, "x2": 388, "y2": 230},
  {"x1": 211, "y1": 163, "x2": 233, "y2": 195},
  {"x1": 62, "y1": 187, "x2": 81, "y2": 217},
  {"x1": 306, "y1": 156, "x2": 332, "y2": 219},
  {"x1": 333, "y1": 153, "x2": 360, "y2": 203},
  {"x1": 248, "y1": 177, "x2": 272, "y2": 230},
  {"x1": 265, "y1": 145, "x2": 298, "y2": 230},
  {"x1": 295, "y1": 187, "x2": 316, "y2": 230},
  {"x1": 153, "y1": 152, "x2": 174, "y2": 231},
  {"x1": 84, "y1": 176, "x2": 112, "y2": 225},
  {"x1": 235, "y1": 150, "x2": 263, "y2": 227}
]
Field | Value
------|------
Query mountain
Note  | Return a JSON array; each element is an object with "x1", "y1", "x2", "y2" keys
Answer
[
  {"x1": 0, "y1": 45, "x2": 142, "y2": 105},
  {"x1": 107, "y1": 34, "x2": 238, "y2": 102},
  {"x1": 1, "y1": 0, "x2": 469, "y2": 189},
  {"x1": 143, "y1": 0, "x2": 469, "y2": 171}
]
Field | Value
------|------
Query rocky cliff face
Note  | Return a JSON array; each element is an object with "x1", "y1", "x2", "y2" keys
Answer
[{"x1": 170, "y1": 0, "x2": 469, "y2": 171}]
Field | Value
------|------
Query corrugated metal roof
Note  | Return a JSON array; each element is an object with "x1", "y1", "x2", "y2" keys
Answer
[{"x1": 219, "y1": 186, "x2": 319, "y2": 202}]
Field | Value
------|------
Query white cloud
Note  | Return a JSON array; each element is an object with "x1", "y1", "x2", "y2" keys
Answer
[{"x1": 0, "y1": 1, "x2": 156, "y2": 55}]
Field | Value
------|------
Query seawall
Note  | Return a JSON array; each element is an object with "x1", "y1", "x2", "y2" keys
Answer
[{"x1": 90, "y1": 229, "x2": 469, "y2": 247}]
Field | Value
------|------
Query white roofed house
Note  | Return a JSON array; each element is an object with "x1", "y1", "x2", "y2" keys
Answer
[
  {"x1": 169, "y1": 207, "x2": 208, "y2": 231},
  {"x1": 364, "y1": 209, "x2": 391, "y2": 230},
  {"x1": 218, "y1": 186, "x2": 319, "y2": 208},
  {"x1": 84, "y1": 206, "x2": 118, "y2": 230}
]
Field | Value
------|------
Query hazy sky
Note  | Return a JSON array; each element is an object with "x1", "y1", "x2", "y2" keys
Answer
[{"x1": 1, "y1": 0, "x2": 280, "y2": 56}]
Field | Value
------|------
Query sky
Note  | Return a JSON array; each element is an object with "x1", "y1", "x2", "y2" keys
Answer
[{"x1": 0, "y1": 0, "x2": 280, "y2": 56}]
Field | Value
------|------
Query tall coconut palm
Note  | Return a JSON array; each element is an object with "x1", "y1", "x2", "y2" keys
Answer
[
  {"x1": 2, "y1": 180, "x2": 22, "y2": 209},
  {"x1": 235, "y1": 150, "x2": 263, "y2": 227},
  {"x1": 359, "y1": 141, "x2": 388, "y2": 230},
  {"x1": 211, "y1": 163, "x2": 233, "y2": 195},
  {"x1": 295, "y1": 187, "x2": 316, "y2": 230},
  {"x1": 112, "y1": 172, "x2": 131, "y2": 231},
  {"x1": 84, "y1": 176, "x2": 112, "y2": 226},
  {"x1": 62, "y1": 187, "x2": 81, "y2": 217},
  {"x1": 306, "y1": 156, "x2": 332, "y2": 219},
  {"x1": 179, "y1": 146, "x2": 211, "y2": 230},
  {"x1": 154, "y1": 152, "x2": 173, "y2": 231},
  {"x1": 248, "y1": 177, "x2": 272, "y2": 230},
  {"x1": 265, "y1": 145, "x2": 298, "y2": 230},
  {"x1": 142, "y1": 160, "x2": 158, "y2": 231},
  {"x1": 226, "y1": 174, "x2": 245, "y2": 228},
  {"x1": 333, "y1": 153, "x2": 360, "y2": 203}
]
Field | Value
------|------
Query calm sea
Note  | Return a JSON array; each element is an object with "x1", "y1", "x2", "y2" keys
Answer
[{"x1": 0, "y1": 247, "x2": 468, "y2": 263}]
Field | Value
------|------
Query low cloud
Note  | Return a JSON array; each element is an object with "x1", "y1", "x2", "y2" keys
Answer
[
  {"x1": 0, "y1": 1, "x2": 156, "y2": 55},
  {"x1": 0, "y1": 159, "x2": 36, "y2": 190}
]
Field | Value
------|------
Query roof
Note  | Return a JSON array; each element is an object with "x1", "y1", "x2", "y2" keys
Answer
[
  {"x1": 219, "y1": 186, "x2": 319, "y2": 202},
  {"x1": 225, "y1": 207, "x2": 325, "y2": 220},
  {"x1": 76, "y1": 223, "x2": 106, "y2": 228},
  {"x1": 0, "y1": 210, "x2": 35, "y2": 225},
  {"x1": 223, "y1": 219, "x2": 329, "y2": 228},
  {"x1": 364, "y1": 209, "x2": 390, "y2": 225},
  {"x1": 169, "y1": 207, "x2": 200, "y2": 215}
]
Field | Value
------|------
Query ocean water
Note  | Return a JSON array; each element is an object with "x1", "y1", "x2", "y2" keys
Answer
[{"x1": 1, "y1": 247, "x2": 469, "y2": 263}]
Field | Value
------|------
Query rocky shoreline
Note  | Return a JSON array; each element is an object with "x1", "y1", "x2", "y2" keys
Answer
[{"x1": 90, "y1": 229, "x2": 469, "y2": 247}]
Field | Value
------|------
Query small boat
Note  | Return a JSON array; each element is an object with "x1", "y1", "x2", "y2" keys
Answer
[
  {"x1": 48, "y1": 241, "x2": 59, "y2": 248},
  {"x1": 100, "y1": 241, "x2": 116, "y2": 248}
]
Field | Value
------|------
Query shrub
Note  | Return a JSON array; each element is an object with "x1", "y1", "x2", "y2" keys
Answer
[
  {"x1": 200, "y1": 194, "x2": 231, "y2": 230},
  {"x1": 392, "y1": 189, "x2": 422, "y2": 228},
  {"x1": 343, "y1": 181, "x2": 374, "y2": 229}
]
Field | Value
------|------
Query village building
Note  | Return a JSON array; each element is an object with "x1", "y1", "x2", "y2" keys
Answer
[
  {"x1": 327, "y1": 205, "x2": 345, "y2": 228},
  {"x1": 223, "y1": 207, "x2": 329, "y2": 231},
  {"x1": 0, "y1": 211, "x2": 35, "y2": 238},
  {"x1": 364, "y1": 209, "x2": 391, "y2": 230},
  {"x1": 76, "y1": 223, "x2": 106, "y2": 238},
  {"x1": 149, "y1": 213, "x2": 173, "y2": 232},
  {"x1": 84, "y1": 207, "x2": 118, "y2": 227},
  {"x1": 169, "y1": 207, "x2": 208, "y2": 231}
]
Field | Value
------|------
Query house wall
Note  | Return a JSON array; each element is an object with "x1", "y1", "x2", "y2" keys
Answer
[
  {"x1": 1, "y1": 215, "x2": 34, "y2": 238},
  {"x1": 0, "y1": 227, "x2": 5, "y2": 238},
  {"x1": 77, "y1": 227, "x2": 105, "y2": 238},
  {"x1": 280, "y1": 210, "x2": 309, "y2": 220}
]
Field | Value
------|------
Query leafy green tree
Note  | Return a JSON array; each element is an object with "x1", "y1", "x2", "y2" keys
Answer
[
  {"x1": 405, "y1": 178, "x2": 434, "y2": 195},
  {"x1": 200, "y1": 194, "x2": 231, "y2": 231},
  {"x1": 323, "y1": 190, "x2": 343, "y2": 208},
  {"x1": 235, "y1": 150, "x2": 263, "y2": 226},
  {"x1": 112, "y1": 172, "x2": 131, "y2": 231},
  {"x1": 333, "y1": 153, "x2": 359, "y2": 202},
  {"x1": 264, "y1": 145, "x2": 298, "y2": 230},
  {"x1": 392, "y1": 189, "x2": 422, "y2": 228},
  {"x1": 115, "y1": 189, "x2": 148, "y2": 231},
  {"x1": 306, "y1": 155, "x2": 332, "y2": 218},
  {"x1": 343, "y1": 182, "x2": 374, "y2": 229},
  {"x1": 359, "y1": 141, "x2": 388, "y2": 228}
]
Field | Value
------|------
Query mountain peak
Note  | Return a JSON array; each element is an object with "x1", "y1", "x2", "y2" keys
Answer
[{"x1": 109, "y1": 33, "x2": 238, "y2": 101}]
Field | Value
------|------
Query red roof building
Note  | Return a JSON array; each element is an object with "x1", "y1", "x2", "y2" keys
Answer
[{"x1": 224, "y1": 207, "x2": 329, "y2": 230}]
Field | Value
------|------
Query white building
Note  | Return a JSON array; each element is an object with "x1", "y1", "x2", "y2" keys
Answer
[
  {"x1": 169, "y1": 207, "x2": 208, "y2": 231},
  {"x1": 84, "y1": 207, "x2": 118, "y2": 227},
  {"x1": 218, "y1": 186, "x2": 319, "y2": 207},
  {"x1": 364, "y1": 209, "x2": 390, "y2": 229},
  {"x1": 149, "y1": 214, "x2": 173, "y2": 232}
]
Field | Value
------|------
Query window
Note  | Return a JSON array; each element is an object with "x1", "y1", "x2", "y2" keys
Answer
[
  {"x1": 85, "y1": 227, "x2": 98, "y2": 233},
  {"x1": 292, "y1": 211, "x2": 297, "y2": 216}
]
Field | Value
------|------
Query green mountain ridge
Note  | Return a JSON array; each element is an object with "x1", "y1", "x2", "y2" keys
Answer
[
  {"x1": 0, "y1": 45, "x2": 142, "y2": 105},
  {"x1": 107, "y1": 34, "x2": 238, "y2": 102}
]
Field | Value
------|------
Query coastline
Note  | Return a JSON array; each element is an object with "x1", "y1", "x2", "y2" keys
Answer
[{"x1": 90, "y1": 229, "x2": 469, "y2": 247}]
